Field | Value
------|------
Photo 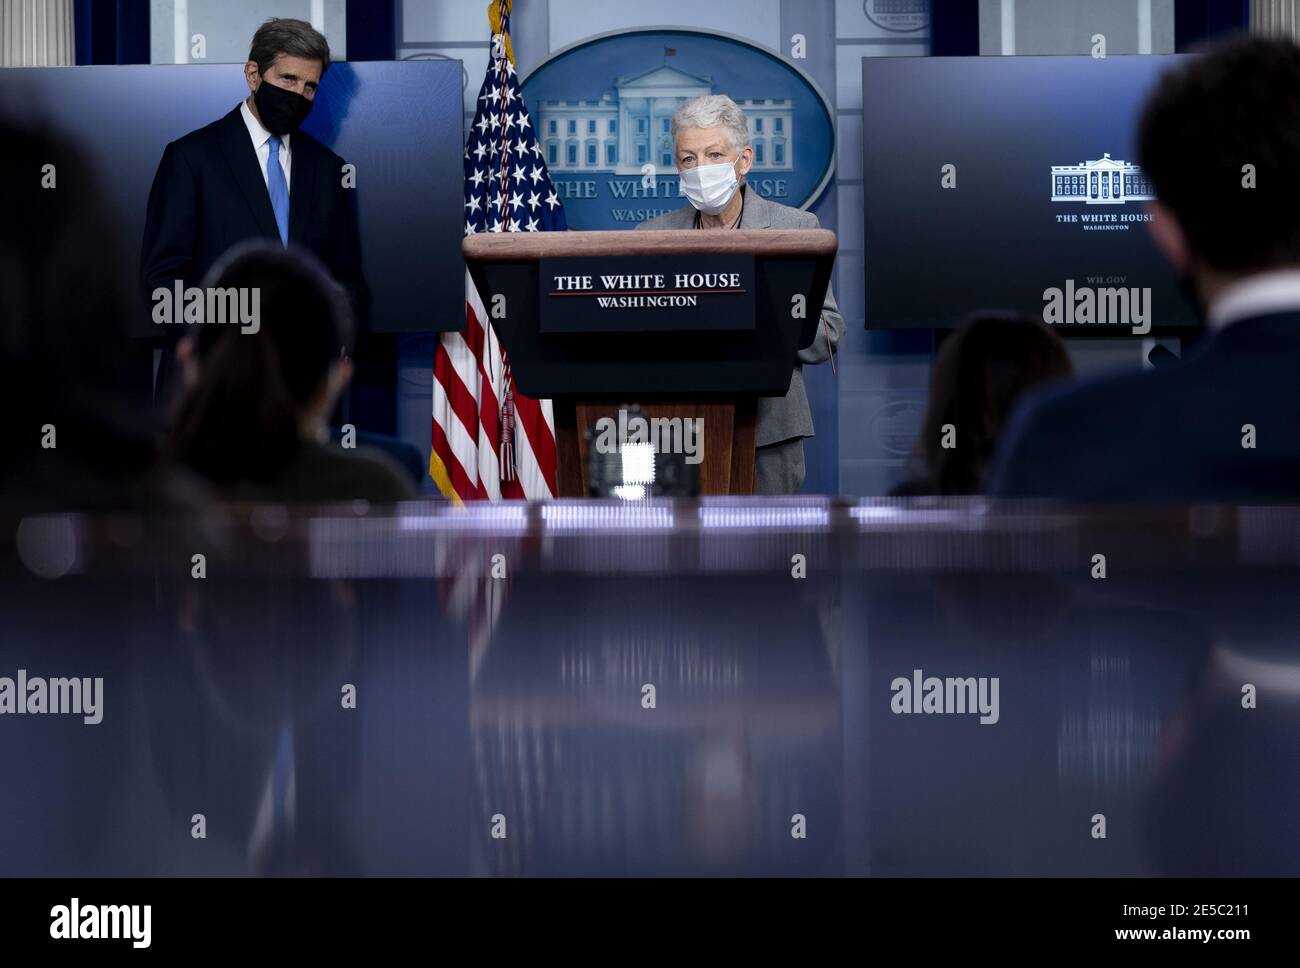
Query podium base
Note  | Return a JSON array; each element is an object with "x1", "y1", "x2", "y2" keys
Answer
[{"x1": 553, "y1": 398, "x2": 757, "y2": 497}]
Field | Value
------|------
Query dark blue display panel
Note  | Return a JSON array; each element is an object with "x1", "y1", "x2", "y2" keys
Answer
[
  {"x1": 862, "y1": 55, "x2": 1198, "y2": 332},
  {"x1": 0, "y1": 61, "x2": 464, "y2": 335}
]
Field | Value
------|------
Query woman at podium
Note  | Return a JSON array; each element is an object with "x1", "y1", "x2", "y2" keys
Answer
[{"x1": 636, "y1": 94, "x2": 844, "y2": 495}]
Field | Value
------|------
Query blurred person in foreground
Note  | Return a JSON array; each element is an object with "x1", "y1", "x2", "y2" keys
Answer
[
  {"x1": 892, "y1": 313, "x2": 1073, "y2": 496},
  {"x1": 990, "y1": 35, "x2": 1300, "y2": 500},
  {"x1": 167, "y1": 242, "x2": 415, "y2": 503},
  {"x1": 0, "y1": 117, "x2": 196, "y2": 512}
]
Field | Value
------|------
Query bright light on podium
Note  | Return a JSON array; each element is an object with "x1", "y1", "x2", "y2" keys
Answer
[
  {"x1": 586, "y1": 406, "x2": 699, "y2": 498},
  {"x1": 620, "y1": 442, "x2": 656, "y2": 487},
  {"x1": 611, "y1": 484, "x2": 647, "y2": 501},
  {"x1": 610, "y1": 442, "x2": 655, "y2": 501}
]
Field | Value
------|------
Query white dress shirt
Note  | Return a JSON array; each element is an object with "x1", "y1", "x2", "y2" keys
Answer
[
  {"x1": 1207, "y1": 268, "x2": 1300, "y2": 331},
  {"x1": 240, "y1": 97, "x2": 291, "y2": 191}
]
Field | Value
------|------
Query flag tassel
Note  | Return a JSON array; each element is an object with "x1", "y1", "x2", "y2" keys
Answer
[{"x1": 499, "y1": 359, "x2": 517, "y2": 483}]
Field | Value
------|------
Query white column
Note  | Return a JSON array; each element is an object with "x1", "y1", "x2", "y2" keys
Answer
[
  {"x1": 618, "y1": 101, "x2": 627, "y2": 169},
  {"x1": 1138, "y1": 0, "x2": 1152, "y2": 54},
  {"x1": 1252, "y1": 0, "x2": 1300, "y2": 36},
  {"x1": 1, "y1": 0, "x2": 75, "y2": 67},
  {"x1": 648, "y1": 101, "x2": 657, "y2": 168},
  {"x1": 173, "y1": 0, "x2": 189, "y2": 63}
]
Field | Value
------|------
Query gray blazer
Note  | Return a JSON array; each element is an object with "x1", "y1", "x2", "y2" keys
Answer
[{"x1": 635, "y1": 187, "x2": 844, "y2": 447}]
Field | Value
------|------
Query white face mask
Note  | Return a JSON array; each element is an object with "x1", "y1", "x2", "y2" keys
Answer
[{"x1": 679, "y1": 160, "x2": 740, "y2": 215}]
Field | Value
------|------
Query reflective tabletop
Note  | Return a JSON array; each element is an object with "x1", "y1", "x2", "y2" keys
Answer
[{"x1": 2, "y1": 498, "x2": 1297, "y2": 875}]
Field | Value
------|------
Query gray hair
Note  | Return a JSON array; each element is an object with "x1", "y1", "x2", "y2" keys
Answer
[
  {"x1": 670, "y1": 94, "x2": 751, "y2": 153},
  {"x1": 248, "y1": 17, "x2": 331, "y2": 77}
]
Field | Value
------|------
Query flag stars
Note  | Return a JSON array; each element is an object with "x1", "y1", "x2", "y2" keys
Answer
[{"x1": 464, "y1": 41, "x2": 563, "y2": 239}]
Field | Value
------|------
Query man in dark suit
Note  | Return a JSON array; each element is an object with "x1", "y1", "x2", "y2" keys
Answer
[
  {"x1": 989, "y1": 35, "x2": 1300, "y2": 501},
  {"x1": 141, "y1": 17, "x2": 365, "y2": 395}
]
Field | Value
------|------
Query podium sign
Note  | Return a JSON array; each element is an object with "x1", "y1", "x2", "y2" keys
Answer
[{"x1": 539, "y1": 254, "x2": 755, "y2": 333}]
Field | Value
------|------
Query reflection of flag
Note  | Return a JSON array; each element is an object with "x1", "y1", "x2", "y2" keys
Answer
[
  {"x1": 430, "y1": 0, "x2": 564, "y2": 502},
  {"x1": 664, "y1": 46, "x2": 677, "y2": 57}
]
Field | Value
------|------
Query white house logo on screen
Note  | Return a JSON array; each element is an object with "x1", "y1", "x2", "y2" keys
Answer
[
  {"x1": 1051, "y1": 153, "x2": 1154, "y2": 205},
  {"x1": 863, "y1": 0, "x2": 930, "y2": 33},
  {"x1": 537, "y1": 69, "x2": 793, "y2": 177},
  {"x1": 1052, "y1": 153, "x2": 1154, "y2": 232}
]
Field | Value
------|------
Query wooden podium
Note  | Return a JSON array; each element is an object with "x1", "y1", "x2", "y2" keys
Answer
[{"x1": 463, "y1": 228, "x2": 837, "y2": 496}]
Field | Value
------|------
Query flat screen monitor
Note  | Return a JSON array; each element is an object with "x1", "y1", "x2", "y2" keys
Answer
[{"x1": 862, "y1": 54, "x2": 1197, "y2": 333}]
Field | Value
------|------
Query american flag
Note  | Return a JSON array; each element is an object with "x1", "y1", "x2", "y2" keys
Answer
[{"x1": 430, "y1": 0, "x2": 564, "y2": 502}]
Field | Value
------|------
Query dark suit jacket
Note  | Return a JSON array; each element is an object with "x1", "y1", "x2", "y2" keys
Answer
[
  {"x1": 141, "y1": 104, "x2": 367, "y2": 339},
  {"x1": 988, "y1": 311, "x2": 1300, "y2": 501}
]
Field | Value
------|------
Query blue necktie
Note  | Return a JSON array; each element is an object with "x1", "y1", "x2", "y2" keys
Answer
[{"x1": 267, "y1": 134, "x2": 289, "y2": 245}]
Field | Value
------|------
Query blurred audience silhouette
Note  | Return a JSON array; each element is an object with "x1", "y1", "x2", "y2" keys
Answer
[
  {"x1": 893, "y1": 313, "x2": 1073, "y2": 496},
  {"x1": 167, "y1": 241, "x2": 415, "y2": 502},
  {"x1": 991, "y1": 34, "x2": 1300, "y2": 500},
  {"x1": 0, "y1": 117, "x2": 201, "y2": 511}
]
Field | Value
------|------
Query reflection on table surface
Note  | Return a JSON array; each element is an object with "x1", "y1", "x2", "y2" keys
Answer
[{"x1": 2, "y1": 498, "x2": 1297, "y2": 875}]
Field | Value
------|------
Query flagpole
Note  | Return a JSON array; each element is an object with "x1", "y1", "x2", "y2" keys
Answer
[{"x1": 434, "y1": 0, "x2": 563, "y2": 499}]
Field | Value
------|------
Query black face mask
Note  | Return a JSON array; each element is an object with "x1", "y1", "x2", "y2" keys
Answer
[{"x1": 254, "y1": 79, "x2": 313, "y2": 136}]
